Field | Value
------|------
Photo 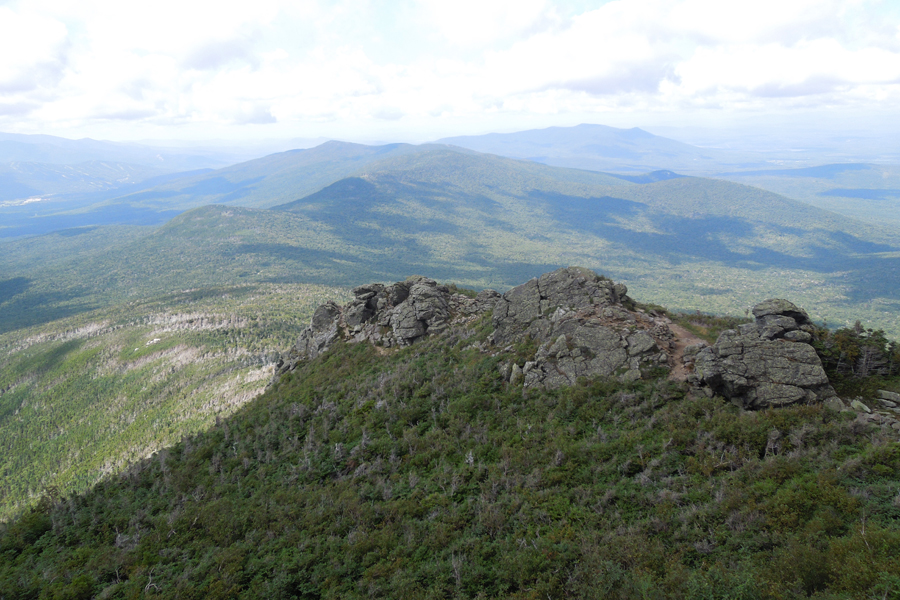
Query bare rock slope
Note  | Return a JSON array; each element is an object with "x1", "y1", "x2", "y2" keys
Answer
[{"x1": 490, "y1": 267, "x2": 672, "y2": 388}]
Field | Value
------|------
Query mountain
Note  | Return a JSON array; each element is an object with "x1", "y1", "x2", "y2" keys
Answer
[
  {"x1": 0, "y1": 141, "x2": 428, "y2": 239},
  {"x1": 1, "y1": 145, "x2": 896, "y2": 518},
  {"x1": 717, "y1": 163, "x2": 900, "y2": 229},
  {"x1": 271, "y1": 146, "x2": 900, "y2": 333},
  {"x1": 437, "y1": 123, "x2": 766, "y2": 173},
  {"x1": 0, "y1": 130, "x2": 251, "y2": 239},
  {"x1": 2, "y1": 144, "x2": 898, "y2": 339},
  {"x1": 0, "y1": 161, "x2": 169, "y2": 202},
  {"x1": 0, "y1": 164, "x2": 207, "y2": 239},
  {"x1": 0, "y1": 278, "x2": 347, "y2": 522},
  {"x1": 102, "y1": 141, "x2": 425, "y2": 211},
  {"x1": 1, "y1": 267, "x2": 897, "y2": 598},
  {"x1": 0, "y1": 132, "x2": 249, "y2": 171}
]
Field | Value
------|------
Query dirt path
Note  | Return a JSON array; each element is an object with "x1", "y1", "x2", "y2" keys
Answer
[{"x1": 666, "y1": 323, "x2": 708, "y2": 381}]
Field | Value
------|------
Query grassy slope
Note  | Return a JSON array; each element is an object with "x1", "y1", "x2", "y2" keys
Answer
[
  {"x1": 1, "y1": 321, "x2": 898, "y2": 598},
  {"x1": 0, "y1": 282, "x2": 349, "y2": 521}
]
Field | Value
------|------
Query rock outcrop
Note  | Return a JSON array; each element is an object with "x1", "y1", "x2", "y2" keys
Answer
[
  {"x1": 274, "y1": 267, "x2": 675, "y2": 389},
  {"x1": 491, "y1": 267, "x2": 672, "y2": 389},
  {"x1": 274, "y1": 276, "x2": 500, "y2": 378},
  {"x1": 276, "y1": 269, "x2": 854, "y2": 408},
  {"x1": 691, "y1": 299, "x2": 837, "y2": 409}
]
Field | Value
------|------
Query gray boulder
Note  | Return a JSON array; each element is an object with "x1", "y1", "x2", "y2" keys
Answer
[
  {"x1": 492, "y1": 267, "x2": 672, "y2": 389},
  {"x1": 692, "y1": 299, "x2": 836, "y2": 409}
]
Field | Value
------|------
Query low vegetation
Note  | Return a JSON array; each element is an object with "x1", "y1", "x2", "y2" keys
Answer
[
  {"x1": 1, "y1": 312, "x2": 898, "y2": 598},
  {"x1": 0, "y1": 282, "x2": 349, "y2": 521}
]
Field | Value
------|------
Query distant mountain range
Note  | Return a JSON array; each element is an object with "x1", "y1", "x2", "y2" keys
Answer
[
  {"x1": 1, "y1": 123, "x2": 898, "y2": 589},
  {"x1": 716, "y1": 162, "x2": 900, "y2": 228},
  {"x1": 437, "y1": 123, "x2": 767, "y2": 173},
  {"x1": 2, "y1": 142, "x2": 897, "y2": 340},
  {"x1": 0, "y1": 132, "x2": 242, "y2": 171},
  {"x1": 4, "y1": 124, "x2": 900, "y2": 238}
]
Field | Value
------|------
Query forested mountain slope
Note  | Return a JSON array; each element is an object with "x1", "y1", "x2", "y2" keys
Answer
[
  {"x1": 0, "y1": 281, "x2": 348, "y2": 521},
  {"x1": 3, "y1": 145, "x2": 898, "y2": 338},
  {"x1": 1, "y1": 269, "x2": 897, "y2": 599},
  {"x1": 102, "y1": 141, "x2": 425, "y2": 211}
]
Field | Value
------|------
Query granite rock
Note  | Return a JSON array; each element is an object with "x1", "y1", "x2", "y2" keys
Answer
[{"x1": 692, "y1": 299, "x2": 837, "y2": 409}]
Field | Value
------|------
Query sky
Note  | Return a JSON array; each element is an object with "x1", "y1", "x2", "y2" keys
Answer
[{"x1": 1, "y1": 0, "x2": 899, "y2": 144}]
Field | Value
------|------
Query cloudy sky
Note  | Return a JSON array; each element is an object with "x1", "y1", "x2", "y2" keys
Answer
[{"x1": 1, "y1": 0, "x2": 899, "y2": 143}]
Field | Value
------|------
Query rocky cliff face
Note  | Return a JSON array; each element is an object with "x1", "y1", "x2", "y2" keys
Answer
[
  {"x1": 274, "y1": 275, "x2": 500, "y2": 377},
  {"x1": 690, "y1": 299, "x2": 837, "y2": 409}
]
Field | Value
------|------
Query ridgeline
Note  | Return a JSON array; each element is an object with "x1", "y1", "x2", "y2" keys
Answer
[{"x1": 1, "y1": 268, "x2": 899, "y2": 599}]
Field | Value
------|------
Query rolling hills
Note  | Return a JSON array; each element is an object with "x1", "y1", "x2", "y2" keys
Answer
[
  {"x1": 99, "y1": 141, "x2": 427, "y2": 211},
  {"x1": 718, "y1": 163, "x2": 900, "y2": 229},
  {"x1": 0, "y1": 131, "x2": 253, "y2": 171},
  {"x1": 2, "y1": 144, "x2": 898, "y2": 339},
  {"x1": 1, "y1": 141, "x2": 899, "y2": 525}
]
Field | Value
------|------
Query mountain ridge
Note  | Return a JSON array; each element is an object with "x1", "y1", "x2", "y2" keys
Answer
[
  {"x1": 438, "y1": 123, "x2": 768, "y2": 173},
  {"x1": 1, "y1": 266, "x2": 898, "y2": 598}
]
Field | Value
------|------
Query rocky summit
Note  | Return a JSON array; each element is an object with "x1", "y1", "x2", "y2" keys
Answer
[
  {"x1": 690, "y1": 298, "x2": 838, "y2": 409},
  {"x1": 274, "y1": 267, "x2": 676, "y2": 390},
  {"x1": 490, "y1": 267, "x2": 672, "y2": 388},
  {"x1": 275, "y1": 267, "x2": 851, "y2": 410},
  {"x1": 274, "y1": 274, "x2": 501, "y2": 376}
]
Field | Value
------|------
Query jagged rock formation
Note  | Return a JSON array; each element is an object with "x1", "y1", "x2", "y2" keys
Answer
[
  {"x1": 274, "y1": 267, "x2": 675, "y2": 391},
  {"x1": 691, "y1": 299, "x2": 838, "y2": 409},
  {"x1": 274, "y1": 270, "x2": 878, "y2": 410},
  {"x1": 491, "y1": 267, "x2": 672, "y2": 388},
  {"x1": 274, "y1": 276, "x2": 500, "y2": 377}
]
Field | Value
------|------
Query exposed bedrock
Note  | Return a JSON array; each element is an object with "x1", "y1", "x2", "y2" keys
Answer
[
  {"x1": 274, "y1": 275, "x2": 500, "y2": 378},
  {"x1": 273, "y1": 267, "x2": 674, "y2": 388},
  {"x1": 491, "y1": 267, "x2": 672, "y2": 389},
  {"x1": 691, "y1": 299, "x2": 837, "y2": 409},
  {"x1": 274, "y1": 268, "x2": 845, "y2": 408}
]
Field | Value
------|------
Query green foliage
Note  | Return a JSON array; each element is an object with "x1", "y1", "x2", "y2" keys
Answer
[
  {"x1": 720, "y1": 163, "x2": 900, "y2": 229},
  {"x1": 3, "y1": 143, "x2": 900, "y2": 342},
  {"x1": 670, "y1": 310, "x2": 754, "y2": 344},
  {"x1": 0, "y1": 282, "x2": 349, "y2": 521},
  {"x1": 1, "y1": 327, "x2": 897, "y2": 598},
  {"x1": 813, "y1": 322, "x2": 900, "y2": 396}
]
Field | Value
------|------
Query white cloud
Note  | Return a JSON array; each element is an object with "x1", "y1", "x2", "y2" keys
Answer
[
  {"x1": 0, "y1": 7, "x2": 69, "y2": 94},
  {"x1": 1, "y1": 0, "x2": 899, "y2": 140},
  {"x1": 417, "y1": 0, "x2": 557, "y2": 47}
]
